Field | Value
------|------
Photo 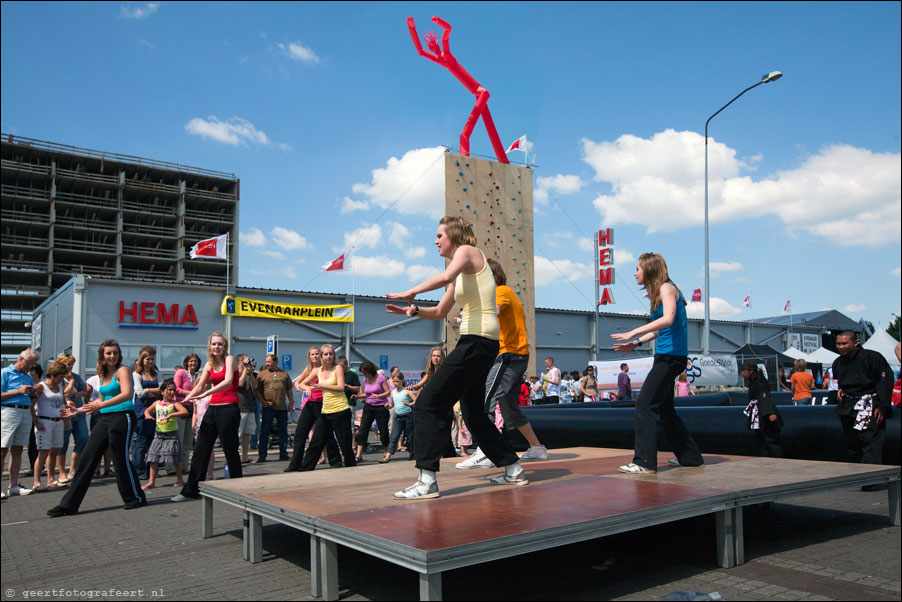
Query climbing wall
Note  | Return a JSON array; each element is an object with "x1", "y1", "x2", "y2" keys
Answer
[{"x1": 444, "y1": 153, "x2": 536, "y2": 375}]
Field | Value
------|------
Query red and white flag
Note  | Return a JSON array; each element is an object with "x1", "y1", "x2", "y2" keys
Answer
[
  {"x1": 506, "y1": 134, "x2": 527, "y2": 154},
  {"x1": 784, "y1": 298, "x2": 791, "y2": 312},
  {"x1": 691, "y1": 288, "x2": 702, "y2": 302},
  {"x1": 189, "y1": 234, "x2": 228, "y2": 260},
  {"x1": 322, "y1": 253, "x2": 347, "y2": 272},
  {"x1": 743, "y1": 294, "x2": 751, "y2": 307}
]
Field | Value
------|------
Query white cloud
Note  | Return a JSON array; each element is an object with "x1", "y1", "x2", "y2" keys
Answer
[
  {"x1": 535, "y1": 174, "x2": 585, "y2": 205},
  {"x1": 343, "y1": 224, "x2": 382, "y2": 250},
  {"x1": 259, "y1": 249, "x2": 286, "y2": 261},
  {"x1": 614, "y1": 249, "x2": 636, "y2": 268},
  {"x1": 351, "y1": 147, "x2": 446, "y2": 218},
  {"x1": 138, "y1": 40, "x2": 156, "y2": 49},
  {"x1": 185, "y1": 116, "x2": 271, "y2": 146},
  {"x1": 340, "y1": 196, "x2": 370, "y2": 214},
  {"x1": 893, "y1": 266, "x2": 901, "y2": 277},
  {"x1": 583, "y1": 131, "x2": 901, "y2": 246},
  {"x1": 697, "y1": 261, "x2": 744, "y2": 278},
  {"x1": 352, "y1": 255, "x2": 405, "y2": 275},
  {"x1": 404, "y1": 247, "x2": 427, "y2": 259},
  {"x1": 385, "y1": 221, "x2": 413, "y2": 248},
  {"x1": 240, "y1": 228, "x2": 266, "y2": 247},
  {"x1": 277, "y1": 41, "x2": 320, "y2": 64},
  {"x1": 406, "y1": 264, "x2": 441, "y2": 282},
  {"x1": 270, "y1": 226, "x2": 310, "y2": 250},
  {"x1": 844, "y1": 303, "x2": 867, "y2": 313},
  {"x1": 686, "y1": 298, "x2": 743, "y2": 320},
  {"x1": 534, "y1": 256, "x2": 593, "y2": 287},
  {"x1": 279, "y1": 266, "x2": 297, "y2": 279},
  {"x1": 120, "y1": 2, "x2": 158, "y2": 19}
]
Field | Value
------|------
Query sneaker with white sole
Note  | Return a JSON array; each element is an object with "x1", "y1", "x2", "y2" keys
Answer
[
  {"x1": 7, "y1": 484, "x2": 33, "y2": 496},
  {"x1": 455, "y1": 449, "x2": 495, "y2": 470},
  {"x1": 618, "y1": 463, "x2": 656, "y2": 474},
  {"x1": 519, "y1": 445, "x2": 548, "y2": 461},
  {"x1": 490, "y1": 469, "x2": 529, "y2": 486},
  {"x1": 393, "y1": 479, "x2": 440, "y2": 500}
]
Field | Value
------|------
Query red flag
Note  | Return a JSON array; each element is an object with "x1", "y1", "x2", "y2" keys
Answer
[
  {"x1": 322, "y1": 254, "x2": 346, "y2": 272},
  {"x1": 189, "y1": 234, "x2": 228, "y2": 260},
  {"x1": 743, "y1": 295, "x2": 751, "y2": 307},
  {"x1": 784, "y1": 298, "x2": 791, "y2": 312},
  {"x1": 505, "y1": 134, "x2": 526, "y2": 154},
  {"x1": 691, "y1": 288, "x2": 702, "y2": 302}
]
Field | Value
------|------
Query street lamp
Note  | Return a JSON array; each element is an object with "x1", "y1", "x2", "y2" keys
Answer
[{"x1": 703, "y1": 71, "x2": 782, "y2": 354}]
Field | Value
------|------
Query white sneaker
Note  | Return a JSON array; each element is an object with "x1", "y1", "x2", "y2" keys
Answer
[
  {"x1": 8, "y1": 484, "x2": 34, "y2": 496},
  {"x1": 455, "y1": 449, "x2": 495, "y2": 470},
  {"x1": 489, "y1": 469, "x2": 529, "y2": 486},
  {"x1": 618, "y1": 463, "x2": 656, "y2": 474},
  {"x1": 519, "y1": 445, "x2": 548, "y2": 461},
  {"x1": 1, "y1": 490, "x2": 7, "y2": 500},
  {"x1": 393, "y1": 479, "x2": 440, "y2": 500}
]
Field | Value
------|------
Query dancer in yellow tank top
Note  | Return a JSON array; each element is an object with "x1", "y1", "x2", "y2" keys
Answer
[{"x1": 386, "y1": 216, "x2": 526, "y2": 499}]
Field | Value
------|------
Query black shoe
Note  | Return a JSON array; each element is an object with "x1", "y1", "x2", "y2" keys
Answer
[
  {"x1": 282, "y1": 466, "x2": 295, "y2": 473},
  {"x1": 47, "y1": 505, "x2": 78, "y2": 517},
  {"x1": 330, "y1": 463, "x2": 343, "y2": 469},
  {"x1": 256, "y1": 457, "x2": 267, "y2": 463},
  {"x1": 123, "y1": 499, "x2": 148, "y2": 510},
  {"x1": 279, "y1": 455, "x2": 291, "y2": 461}
]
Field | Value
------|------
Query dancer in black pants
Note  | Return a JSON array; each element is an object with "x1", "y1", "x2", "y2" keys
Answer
[
  {"x1": 612, "y1": 253, "x2": 704, "y2": 474},
  {"x1": 386, "y1": 216, "x2": 524, "y2": 499},
  {"x1": 354, "y1": 361, "x2": 392, "y2": 462},
  {"x1": 286, "y1": 346, "x2": 342, "y2": 471},
  {"x1": 48, "y1": 340, "x2": 146, "y2": 516},
  {"x1": 172, "y1": 332, "x2": 243, "y2": 502}
]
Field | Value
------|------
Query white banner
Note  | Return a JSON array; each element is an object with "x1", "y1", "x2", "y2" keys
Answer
[{"x1": 590, "y1": 353, "x2": 740, "y2": 391}]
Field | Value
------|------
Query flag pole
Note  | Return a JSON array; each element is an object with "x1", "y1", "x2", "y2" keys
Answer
[
  {"x1": 351, "y1": 246, "x2": 356, "y2": 350},
  {"x1": 225, "y1": 231, "x2": 232, "y2": 345}
]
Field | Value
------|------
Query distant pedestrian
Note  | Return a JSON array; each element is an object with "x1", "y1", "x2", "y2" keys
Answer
[
  {"x1": 381, "y1": 373, "x2": 416, "y2": 463},
  {"x1": 1, "y1": 347, "x2": 40, "y2": 498},
  {"x1": 30, "y1": 360, "x2": 69, "y2": 491},
  {"x1": 618, "y1": 364, "x2": 632, "y2": 400},
  {"x1": 741, "y1": 361, "x2": 783, "y2": 458},
  {"x1": 790, "y1": 359, "x2": 815, "y2": 406}
]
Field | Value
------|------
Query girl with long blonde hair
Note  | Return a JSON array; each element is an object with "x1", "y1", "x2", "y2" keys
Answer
[
  {"x1": 611, "y1": 252, "x2": 703, "y2": 474},
  {"x1": 285, "y1": 346, "x2": 342, "y2": 471},
  {"x1": 297, "y1": 344, "x2": 356, "y2": 469}
]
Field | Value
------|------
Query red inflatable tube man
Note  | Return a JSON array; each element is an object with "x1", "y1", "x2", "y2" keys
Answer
[{"x1": 407, "y1": 16, "x2": 510, "y2": 164}]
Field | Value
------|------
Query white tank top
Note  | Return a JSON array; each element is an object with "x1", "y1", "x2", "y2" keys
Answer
[
  {"x1": 35, "y1": 383, "x2": 65, "y2": 417},
  {"x1": 453, "y1": 249, "x2": 499, "y2": 340}
]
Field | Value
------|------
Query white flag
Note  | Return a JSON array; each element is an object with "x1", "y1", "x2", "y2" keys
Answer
[
  {"x1": 506, "y1": 135, "x2": 527, "y2": 154},
  {"x1": 189, "y1": 234, "x2": 228, "y2": 260}
]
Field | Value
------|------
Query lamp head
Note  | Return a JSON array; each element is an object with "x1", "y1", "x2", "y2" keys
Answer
[{"x1": 762, "y1": 71, "x2": 783, "y2": 83}]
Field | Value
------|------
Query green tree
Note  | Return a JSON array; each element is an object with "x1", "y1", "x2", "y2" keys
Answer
[{"x1": 887, "y1": 313, "x2": 901, "y2": 342}]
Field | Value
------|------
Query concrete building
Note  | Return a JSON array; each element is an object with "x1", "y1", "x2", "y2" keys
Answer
[{"x1": 1, "y1": 134, "x2": 238, "y2": 363}]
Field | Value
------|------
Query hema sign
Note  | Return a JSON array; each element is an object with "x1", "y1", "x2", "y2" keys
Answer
[{"x1": 118, "y1": 301, "x2": 199, "y2": 330}]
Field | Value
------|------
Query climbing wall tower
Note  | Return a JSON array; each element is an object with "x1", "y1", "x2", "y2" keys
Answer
[{"x1": 444, "y1": 153, "x2": 536, "y2": 375}]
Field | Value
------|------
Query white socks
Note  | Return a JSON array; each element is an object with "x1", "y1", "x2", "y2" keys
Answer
[
  {"x1": 419, "y1": 469, "x2": 437, "y2": 484},
  {"x1": 506, "y1": 461, "x2": 524, "y2": 476}
]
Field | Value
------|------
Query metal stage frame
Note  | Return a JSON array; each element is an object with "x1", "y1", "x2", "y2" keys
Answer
[{"x1": 197, "y1": 448, "x2": 900, "y2": 601}]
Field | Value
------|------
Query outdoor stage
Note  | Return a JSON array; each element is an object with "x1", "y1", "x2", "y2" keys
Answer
[{"x1": 198, "y1": 448, "x2": 900, "y2": 601}]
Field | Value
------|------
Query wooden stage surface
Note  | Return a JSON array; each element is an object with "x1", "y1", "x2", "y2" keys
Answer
[{"x1": 199, "y1": 448, "x2": 900, "y2": 601}]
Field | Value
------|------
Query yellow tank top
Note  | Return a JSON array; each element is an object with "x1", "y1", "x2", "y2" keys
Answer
[
  {"x1": 453, "y1": 250, "x2": 499, "y2": 340},
  {"x1": 319, "y1": 368, "x2": 350, "y2": 414}
]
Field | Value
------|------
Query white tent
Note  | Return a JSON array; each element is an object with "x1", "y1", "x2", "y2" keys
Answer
[
  {"x1": 808, "y1": 346, "x2": 839, "y2": 365},
  {"x1": 783, "y1": 346, "x2": 808, "y2": 360},
  {"x1": 863, "y1": 330, "x2": 901, "y2": 371}
]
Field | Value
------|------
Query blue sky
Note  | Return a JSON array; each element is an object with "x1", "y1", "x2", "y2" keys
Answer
[{"x1": 2, "y1": 1, "x2": 900, "y2": 329}]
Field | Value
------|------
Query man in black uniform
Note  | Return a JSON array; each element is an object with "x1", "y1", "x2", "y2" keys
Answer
[
  {"x1": 741, "y1": 360, "x2": 783, "y2": 457},
  {"x1": 832, "y1": 331, "x2": 893, "y2": 466}
]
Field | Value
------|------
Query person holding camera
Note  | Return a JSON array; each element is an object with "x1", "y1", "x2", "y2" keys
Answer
[
  {"x1": 236, "y1": 355, "x2": 259, "y2": 464},
  {"x1": 2, "y1": 347, "x2": 40, "y2": 498}
]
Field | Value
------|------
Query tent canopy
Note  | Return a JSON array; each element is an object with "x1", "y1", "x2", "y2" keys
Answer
[
  {"x1": 783, "y1": 347, "x2": 808, "y2": 360},
  {"x1": 808, "y1": 346, "x2": 839, "y2": 365},
  {"x1": 733, "y1": 344, "x2": 796, "y2": 366},
  {"x1": 863, "y1": 330, "x2": 901, "y2": 371}
]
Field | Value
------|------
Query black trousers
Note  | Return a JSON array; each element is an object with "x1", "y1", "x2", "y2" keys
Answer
[
  {"x1": 58, "y1": 411, "x2": 145, "y2": 512},
  {"x1": 181, "y1": 404, "x2": 242, "y2": 497},
  {"x1": 754, "y1": 423, "x2": 784, "y2": 458},
  {"x1": 356, "y1": 404, "x2": 390, "y2": 450},
  {"x1": 633, "y1": 354, "x2": 704, "y2": 469},
  {"x1": 413, "y1": 335, "x2": 519, "y2": 473},
  {"x1": 286, "y1": 401, "x2": 341, "y2": 470},
  {"x1": 839, "y1": 413, "x2": 886, "y2": 464},
  {"x1": 300, "y1": 409, "x2": 356, "y2": 470}
]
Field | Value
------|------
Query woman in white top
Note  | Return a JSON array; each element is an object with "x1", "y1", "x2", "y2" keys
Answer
[
  {"x1": 386, "y1": 216, "x2": 524, "y2": 499},
  {"x1": 31, "y1": 360, "x2": 69, "y2": 491}
]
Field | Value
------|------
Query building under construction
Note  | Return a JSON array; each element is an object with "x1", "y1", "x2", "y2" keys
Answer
[{"x1": 1, "y1": 134, "x2": 239, "y2": 363}]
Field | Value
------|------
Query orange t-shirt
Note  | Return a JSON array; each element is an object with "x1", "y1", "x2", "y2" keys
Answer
[
  {"x1": 496, "y1": 285, "x2": 529, "y2": 356},
  {"x1": 790, "y1": 371, "x2": 815, "y2": 400}
]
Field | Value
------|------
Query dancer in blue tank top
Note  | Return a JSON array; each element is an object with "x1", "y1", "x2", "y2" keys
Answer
[{"x1": 611, "y1": 253, "x2": 704, "y2": 473}]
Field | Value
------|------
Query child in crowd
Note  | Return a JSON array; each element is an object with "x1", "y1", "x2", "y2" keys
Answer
[
  {"x1": 454, "y1": 401, "x2": 472, "y2": 456},
  {"x1": 142, "y1": 379, "x2": 188, "y2": 489},
  {"x1": 381, "y1": 373, "x2": 417, "y2": 463},
  {"x1": 560, "y1": 372, "x2": 573, "y2": 403}
]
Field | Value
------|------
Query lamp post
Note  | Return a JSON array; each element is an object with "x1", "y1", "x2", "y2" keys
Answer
[{"x1": 704, "y1": 71, "x2": 782, "y2": 354}]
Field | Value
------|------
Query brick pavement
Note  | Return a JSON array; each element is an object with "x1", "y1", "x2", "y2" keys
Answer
[{"x1": 2, "y1": 449, "x2": 899, "y2": 601}]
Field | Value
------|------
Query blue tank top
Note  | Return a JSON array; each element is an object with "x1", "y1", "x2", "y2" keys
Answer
[
  {"x1": 651, "y1": 284, "x2": 688, "y2": 356},
  {"x1": 98, "y1": 373, "x2": 135, "y2": 414}
]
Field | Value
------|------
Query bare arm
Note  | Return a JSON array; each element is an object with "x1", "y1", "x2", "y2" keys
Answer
[
  {"x1": 612, "y1": 283, "x2": 678, "y2": 350},
  {"x1": 387, "y1": 245, "x2": 478, "y2": 303},
  {"x1": 83, "y1": 366, "x2": 134, "y2": 413}
]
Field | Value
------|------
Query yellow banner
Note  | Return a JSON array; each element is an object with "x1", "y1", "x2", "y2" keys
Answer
[{"x1": 221, "y1": 296, "x2": 353, "y2": 322}]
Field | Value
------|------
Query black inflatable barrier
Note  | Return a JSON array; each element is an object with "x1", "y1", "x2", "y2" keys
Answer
[
  {"x1": 527, "y1": 393, "x2": 733, "y2": 409},
  {"x1": 511, "y1": 405, "x2": 900, "y2": 465}
]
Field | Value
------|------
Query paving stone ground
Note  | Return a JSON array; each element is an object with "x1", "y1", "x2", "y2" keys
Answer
[{"x1": 2, "y1": 448, "x2": 899, "y2": 601}]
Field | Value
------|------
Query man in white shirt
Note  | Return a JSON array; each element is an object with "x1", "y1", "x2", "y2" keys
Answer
[{"x1": 540, "y1": 357, "x2": 561, "y2": 405}]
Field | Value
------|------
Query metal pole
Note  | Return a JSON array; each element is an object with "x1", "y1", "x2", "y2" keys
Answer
[{"x1": 593, "y1": 229, "x2": 599, "y2": 361}]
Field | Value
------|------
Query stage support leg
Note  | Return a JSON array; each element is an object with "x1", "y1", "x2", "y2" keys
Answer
[
  {"x1": 889, "y1": 480, "x2": 900, "y2": 526},
  {"x1": 245, "y1": 512, "x2": 262, "y2": 563},
  {"x1": 733, "y1": 506, "x2": 745, "y2": 565},
  {"x1": 419, "y1": 572, "x2": 442, "y2": 601},
  {"x1": 320, "y1": 537, "x2": 339, "y2": 601},
  {"x1": 715, "y1": 507, "x2": 736, "y2": 568},
  {"x1": 310, "y1": 535, "x2": 322, "y2": 598},
  {"x1": 242, "y1": 512, "x2": 250, "y2": 560},
  {"x1": 202, "y1": 497, "x2": 213, "y2": 539}
]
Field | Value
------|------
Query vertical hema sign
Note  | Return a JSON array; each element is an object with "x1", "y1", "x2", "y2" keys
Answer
[
  {"x1": 598, "y1": 228, "x2": 615, "y2": 305},
  {"x1": 118, "y1": 301, "x2": 199, "y2": 330}
]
